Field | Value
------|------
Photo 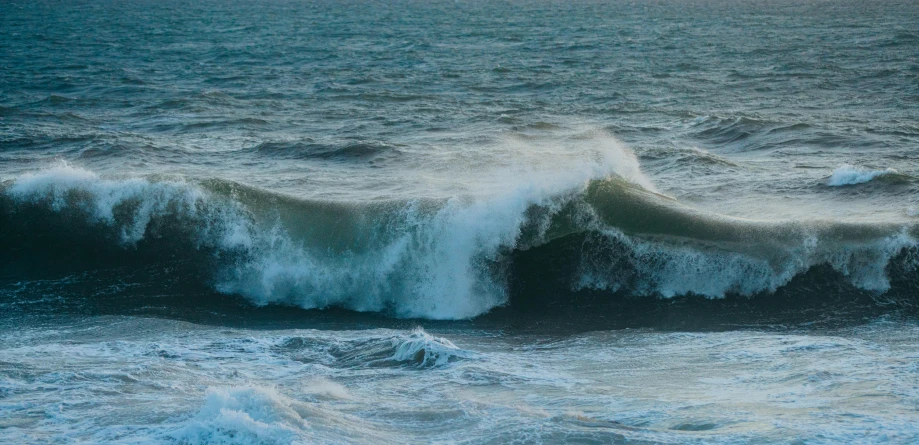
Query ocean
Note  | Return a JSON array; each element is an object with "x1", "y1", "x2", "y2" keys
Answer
[{"x1": 2, "y1": 0, "x2": 919, "y2": 443}]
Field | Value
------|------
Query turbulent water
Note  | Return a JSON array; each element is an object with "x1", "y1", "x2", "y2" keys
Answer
[{"x1": 2, "y1": 0, "x2": 919, "y2": 443}]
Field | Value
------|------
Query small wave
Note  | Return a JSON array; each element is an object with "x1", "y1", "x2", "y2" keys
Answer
[
  {"x1": 827, "y1": 164, "x2": 903, "y2": 186},
  {"x1": 391, "y1": 328, "x2": 471, "y2": 367},
  {"x1": 686, "y1": 115, "x2": 819, "y2": 152},
  {"x1": 170, "y1": 386, "x2": 308, "y2": 445},
  {"x1": 329, "y1": 329, "x2": 473, "y2": 368},
  {"x1": 640, "y1": 145, "x2": 739, "y2": 167},
  {"x1": 169, "y1": 384, "x2": 394, "y2": 445},
  {"x1": 250, "y1": 140, "x2": 400, "y2": 161}
]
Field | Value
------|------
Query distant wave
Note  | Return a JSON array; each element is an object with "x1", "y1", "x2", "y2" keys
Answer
[
  {"x1": 2, "y1": 161, "x2": 919, "y2": 320},
  {"x1": 686, "y1": 115, "x2": 814, "y2": 152},
  {"x1": 827, "y1": 164, "x2": 904, "y2": 186}
]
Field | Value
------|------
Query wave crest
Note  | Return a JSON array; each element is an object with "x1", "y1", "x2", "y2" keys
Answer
[{"x1": 827, "y1": 164, "x2": 906, "y2": 186}]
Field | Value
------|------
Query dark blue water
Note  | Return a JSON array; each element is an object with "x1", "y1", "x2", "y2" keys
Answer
[
  {"x1": 2, "y1": 1, "x2": 919, "y2": 443},
  {"x1": 3, "y1": 0, "x2": 917, "y2": 201}
]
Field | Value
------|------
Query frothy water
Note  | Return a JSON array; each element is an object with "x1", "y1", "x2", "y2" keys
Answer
[{"x1": 2, "y1": 318, "x2": 919, "y2": 444}]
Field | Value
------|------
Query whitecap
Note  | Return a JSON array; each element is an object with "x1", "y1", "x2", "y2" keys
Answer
[{"x1": 827, "y1": 164, "x2": 899, "y2": 186}]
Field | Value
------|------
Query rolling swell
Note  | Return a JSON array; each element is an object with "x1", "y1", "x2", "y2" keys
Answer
[{"x1": 2, "y1": 164, "x2": 918, "y2": 321}]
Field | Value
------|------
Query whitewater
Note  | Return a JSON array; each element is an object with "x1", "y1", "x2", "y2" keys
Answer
[{"x1": 2, "y1": 0, "x2": 919, "y2": 443}]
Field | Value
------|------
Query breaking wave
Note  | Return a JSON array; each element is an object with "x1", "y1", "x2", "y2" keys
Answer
[
  {"x1": 827, "y1": 164, "x2": 907, "y2": 186},
  {"x1": 171, "y1": 386, "x2": 309, "y2": 445},
  {"x1": 2, "y1": 159, "x2": 919, "y2": 320},
  {"x1": 324, "y1": 328, "x2": 474, "y2": 369},
  {"x1": 169, "y1": 384, "x2": 386, "y2": 445}
]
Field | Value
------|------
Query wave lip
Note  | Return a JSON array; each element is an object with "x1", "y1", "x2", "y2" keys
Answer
[{"x1": 827, "y1": 164, "x2": 903, "y2": 186}]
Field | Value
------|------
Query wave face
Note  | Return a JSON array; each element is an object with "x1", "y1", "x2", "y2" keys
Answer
[{"x1": 3, "y1": 159, "x2": 919, "y2": 320}]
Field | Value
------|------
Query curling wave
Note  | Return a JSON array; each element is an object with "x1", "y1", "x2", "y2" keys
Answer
[
  {"x1": 827, "y1": 164, "x2": 909, "y2": 186},
  {"x1": 2, "y1": 162, "x2": 918, "y2": 320}
]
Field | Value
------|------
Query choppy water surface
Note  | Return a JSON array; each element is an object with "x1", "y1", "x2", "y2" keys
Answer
[
  {"x1": 3, "y1": 316, "x2": 919, "y2": 444},
  {"x1": 2, "y1": 0, "x2": 919, "y2": 443}
]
